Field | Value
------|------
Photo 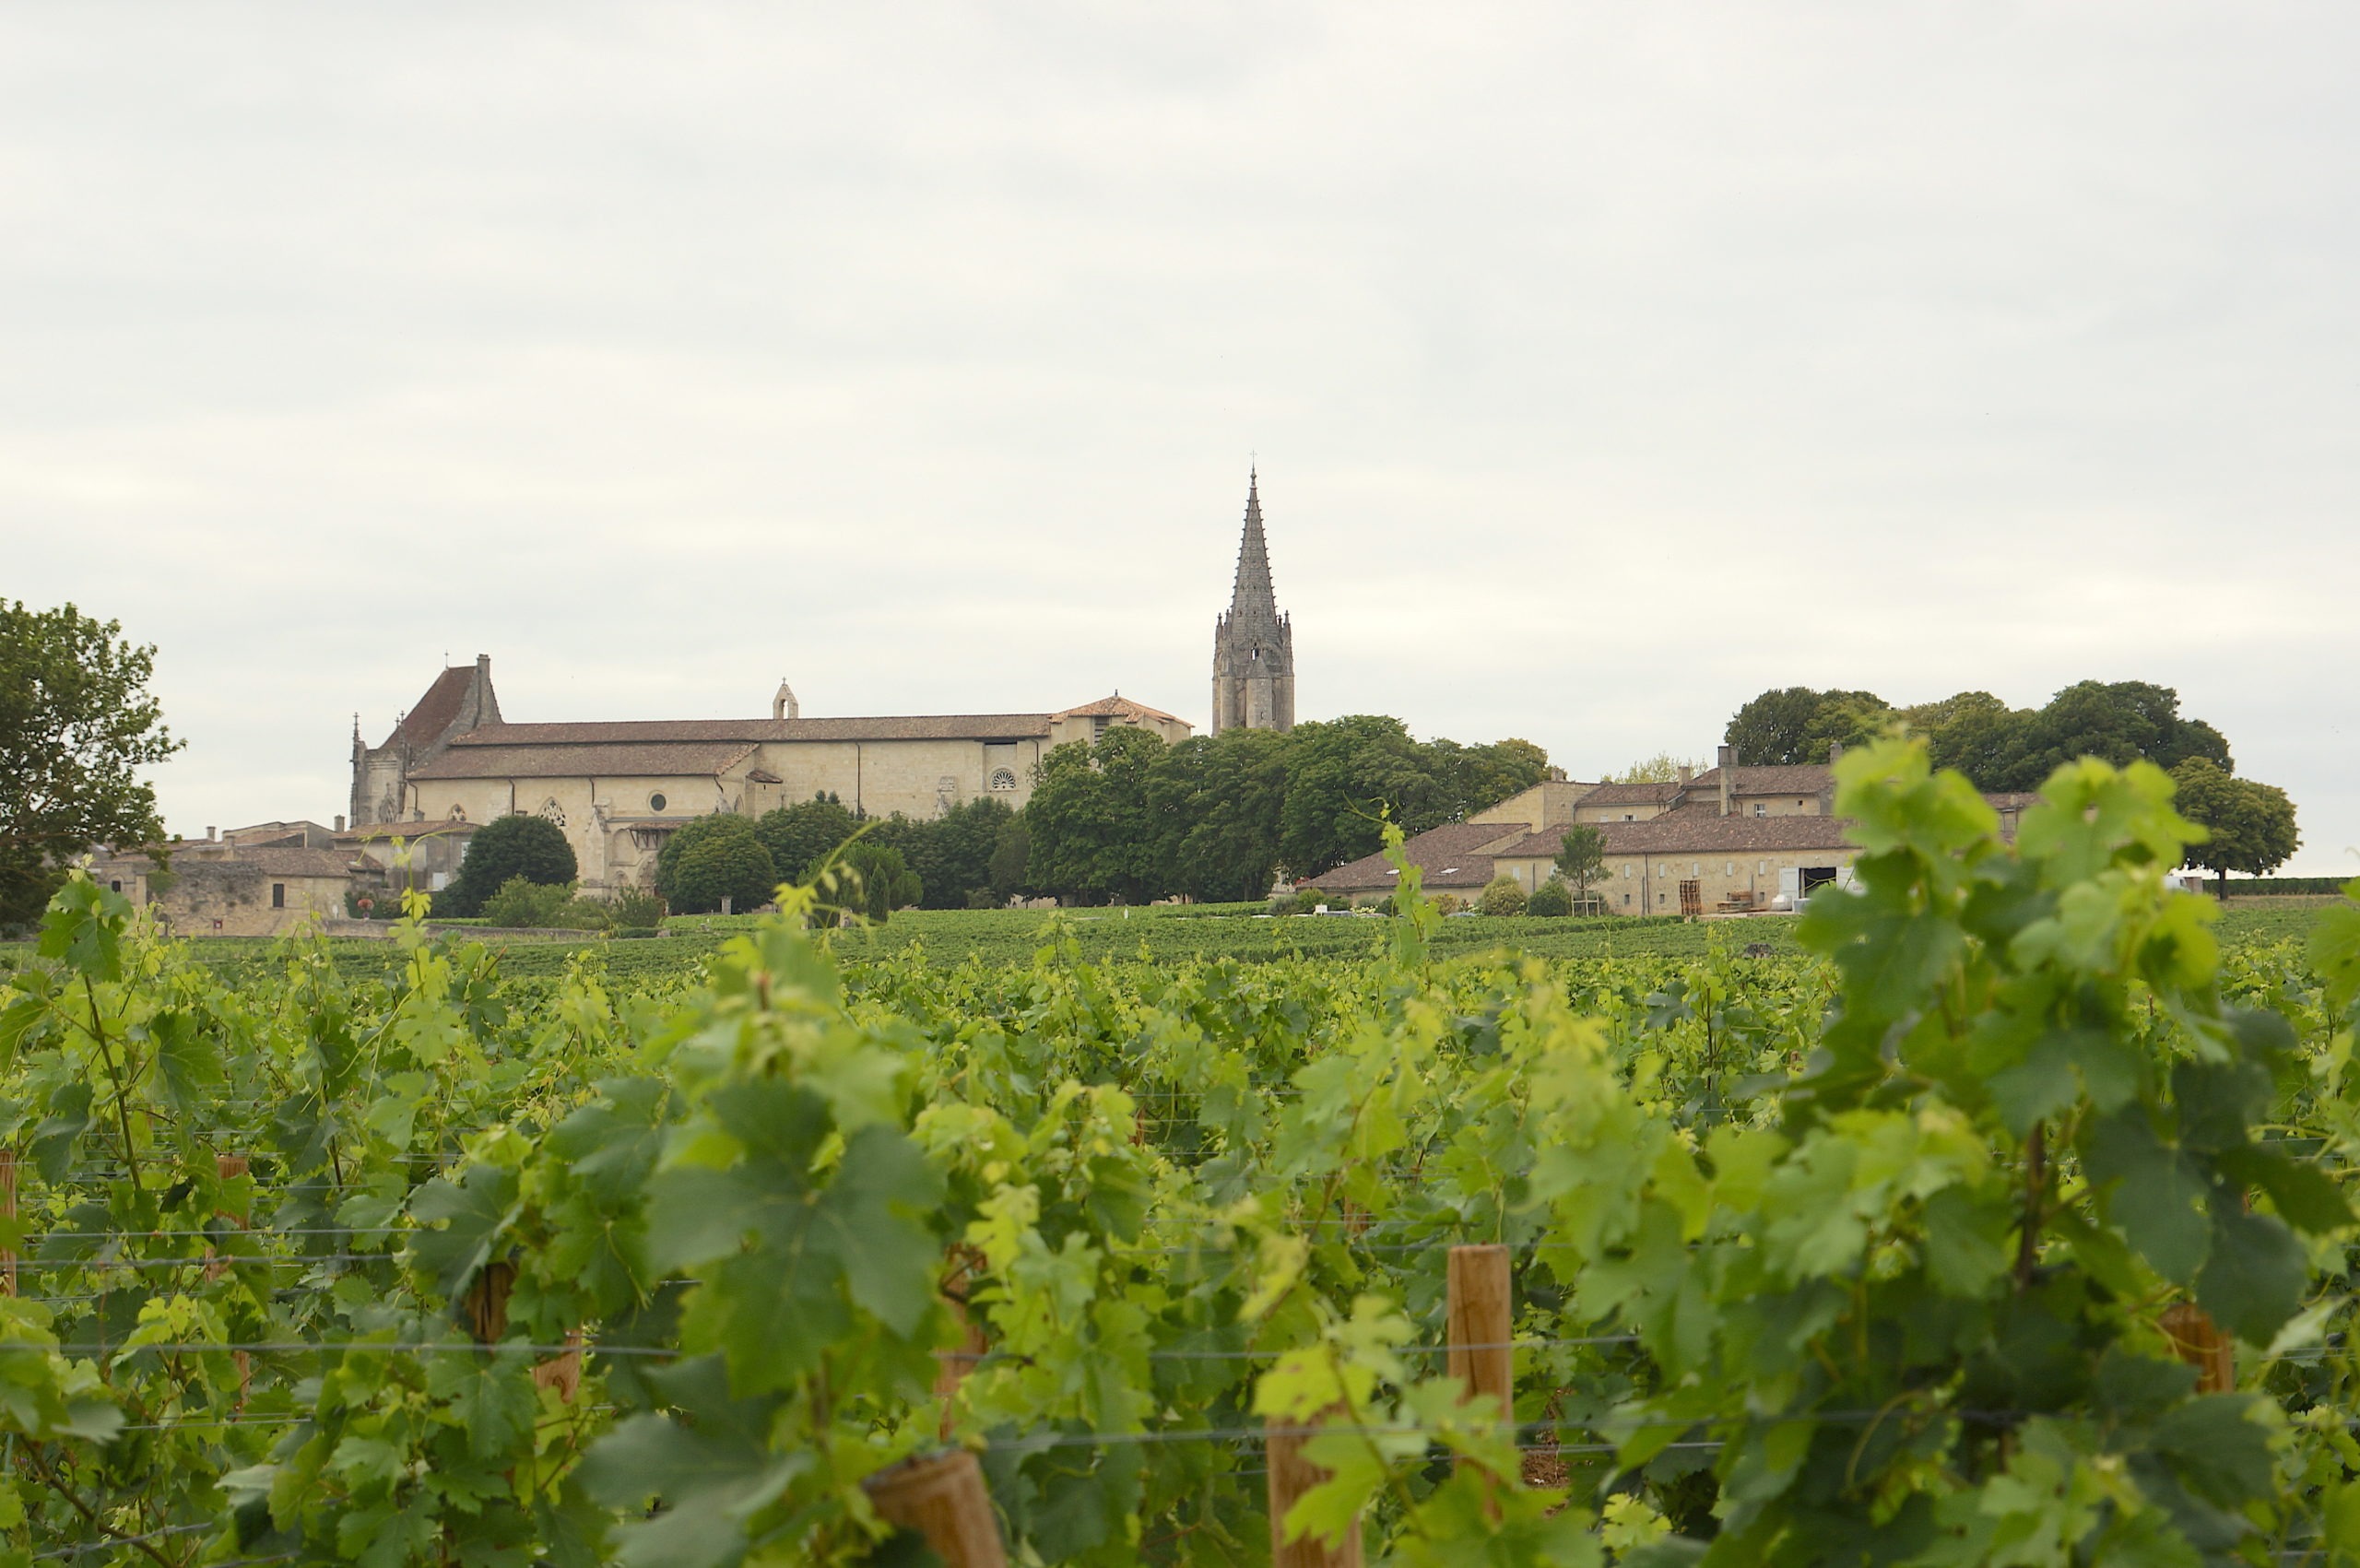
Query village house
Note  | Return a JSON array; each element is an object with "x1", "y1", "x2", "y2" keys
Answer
[
  {"x1": 88, "y1": 829, "x2": 379, "y2": 937},
  {"x1": 1307, "y1": 745, "x2": 2036, "y2": 916}
]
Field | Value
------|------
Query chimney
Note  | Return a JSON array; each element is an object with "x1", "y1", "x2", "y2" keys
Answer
[
  {"x1": 206, "y1": 825, "x2": 216, "y2": 842},
  {"x1": 1717, "y1": 746, "x2": 1734, "y2": 816},
  {"x1": 1828, "y1": 740, "x2": 1844, "y2": 764},
  {"x1": 334, "y1": 814, "x2": 346, "y2": 831},
  {"x1": 773, "y1": 679, "x2": 799, "y2": 721},
  {"x1": 1676, "y1": 765, "x2": 1693, "y2": 785}
]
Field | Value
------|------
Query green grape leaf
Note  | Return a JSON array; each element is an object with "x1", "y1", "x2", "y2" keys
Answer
[
  {"x1": 2194, "y1": 1208, "x2": 2307, "y2": 1344},
  {"x1": 2083, "y1": 1108, "x2": 2211, "y2": 1285},
  {"x1": 35, "y1": 875, "x2": 129, "y2": 982},
  {"x1": 2306, "y1": 891, "x2": 2360, "y2": 1015},
  {"x1": 149, "y1": 1008, "x2": 221, "y2": 1117},
  {"x1": 429, "y1": 1348, "x2": 537, "y2": 1462},
  {"x1": 2213, "y1": 1145, "x2": 2354, "y2": 1235},
  {"x1": 408, "y1": 1164, "x2": 523, "y2": 1305}
]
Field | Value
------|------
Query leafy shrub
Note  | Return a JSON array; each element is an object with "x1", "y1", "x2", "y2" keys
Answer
[
  {"x1": 613, "y1": 925, "x2": 658, "y2": 939},
  {"x1": 481, "y1": 876, "x2": 575, "y2": 929},
  {"x1": 1477, "y1": 875, "x2": 1528, "y2": 916},
  {"x1": 1524, "y1": 876, "x2": 1573, "y2": 917},
  {"x1": 1431, "y1": 892, "x2": 1463, "y2": 915},
  {"x1": 608, "y1": 885, "x2": 667, "y2": 927},
  {"x1": 438, "y1": 814, "x2": 578, "y2": 916}
]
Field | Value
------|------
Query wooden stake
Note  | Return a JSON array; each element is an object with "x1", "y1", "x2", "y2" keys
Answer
[
  {"x1": 1446, "y1": 1244, "x2": 1514, "y2": 1410},
  {"x1": 864, "y1": 1449, "x2": 1008, "y2": 1568},
  {"x1": 465, "y1": 1260, "x2": 515, "y2": 1343},
  {"x1": 1267, "y1": 1409, "x2": 1363, "y2": 1568},
  {"x1": 932, "y1": 1247, "x2": 991, "y2": 1434},
  {"x1": 533, "y1": 1328, "x2": 585, "y2": 1402},
  {"x1": 2159, "y1": 1303, "x2": 2235, "y2": 1394}
]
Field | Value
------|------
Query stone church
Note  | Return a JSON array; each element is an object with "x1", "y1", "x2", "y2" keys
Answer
[{"x1": 347, "y1": 473, "x2": 1294, "y2": 892}]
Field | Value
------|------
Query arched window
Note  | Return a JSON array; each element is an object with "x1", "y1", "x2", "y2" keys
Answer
[
  {"x1": 989, "y1": 769, "x2": 1017, "y2": 792},
  {"x1": 540, "y1": 798, "x2": 567, "y2": 829},
  {"x1": 449, "y1": 806, "x2": 466, "y2": 822}
]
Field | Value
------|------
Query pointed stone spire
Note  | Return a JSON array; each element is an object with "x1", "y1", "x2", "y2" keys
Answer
[
  {"x1": 1228, "y1": 467, "x2": 1278, "y2": 624},
  {"x1": 1210, "y1": 466, "x2": 1295, "y2": 737}
]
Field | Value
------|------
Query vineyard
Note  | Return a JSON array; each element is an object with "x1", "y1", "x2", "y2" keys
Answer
[{"x1": 5, "y1": 740, "x2": 2360, "y2": 1565}]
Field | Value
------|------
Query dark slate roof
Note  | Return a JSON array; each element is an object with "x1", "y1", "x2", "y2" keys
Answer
[
  {"x1": 384, "y1": 666, "x2": 476, "y2": 752},
  {"x1": 407, "y1": 740, "x2": 761, "y2": 782},
  {"x1": 1305, "y1": 822, "x2": 1531, "y2": 892}
]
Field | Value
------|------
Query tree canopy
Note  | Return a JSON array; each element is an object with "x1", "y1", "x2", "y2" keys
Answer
[
  {"x1": 1723, "y1": 687, "x2": 1891, "y2": 766},
  {"x1": 2171, "y1": 757, "x2": 2299, "y2": 891},
  {"x1": 0, "y1": 602, "x2": 181, "y2": 928},
  {"x1": 439, "y1": 813, "x2": 577, "y2": 917},
  {"x1": 752, "y1": 795, "x2": 858, "y2": 883},
  {"x1": 1907, "y1": 680, "x2": 2234, "y2": 792}
]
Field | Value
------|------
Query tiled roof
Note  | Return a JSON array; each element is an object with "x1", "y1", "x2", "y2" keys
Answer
[
  {"x1": 443, "y1": 713, "x2": 1057, "y2": 748},
  {"x1": 1691, "y1": 764, "x2": 1835, "y2": 797},
  {"x1": 1055, "y1": 694, "x2": 1185, "y2": 724},
  {"x1": 1305, "y1": 822, "x2": 1532, "y2": 892},
  {"x1": 1579, "y1": 780, "x2": 1684, "y2": 806},
  {"x1": 1493, "y1": 811, "x2": 1855, "y2": 857},
  {"x1": 384, "y1": 666, "x2": 476, "y2": 752},
  {"x1": 407, "y1": 741, "x2": 762, "y2": 782}
]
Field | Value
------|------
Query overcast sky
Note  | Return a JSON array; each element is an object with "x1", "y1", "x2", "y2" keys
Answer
[{"x1": 6, "y1": 4, "x2": 2354, "y2": 873}]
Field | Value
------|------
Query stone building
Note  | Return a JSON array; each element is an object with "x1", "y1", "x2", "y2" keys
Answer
[
  {"x1": 1209, "y1": 470, "x2": 1294, "y2": 736},
  {"x1": 88, "y1": 835, "x2": 374, "y2": 937},
  {"x1": 350, "y1": 658, "x2": 1189, "y2": 893},
  {"x1": 1305, "y1": 744, "x2": 2035, "y2": 916},
  {"x1": 349, "y1": 655, "x2": 502, "y2": 829}
]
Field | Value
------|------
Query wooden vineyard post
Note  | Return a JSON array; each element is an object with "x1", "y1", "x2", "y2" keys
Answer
[
  {"x1": 1267, "y1": 1409, "x2": 1363, "y2": 1568},
  {"x1": 0, "y1": 1147, "x2": 17, "y2": 1299},
  {"x1": 1446, "y1": 1244, "x2": 1514, "y2": 1410},
  {"x1": 933, "y1": 1248, "x2": 991, "y2": 1436},
  {"x1": 2159, "y1": 1303, "x2": 2236, "y2": 1394},
  {"x1": 864, "y1": 1449, "x2": 1008, "y2": 1568},
  {"x1": 465, "y1": 1261, "x2": 516, "y2": 1343}
]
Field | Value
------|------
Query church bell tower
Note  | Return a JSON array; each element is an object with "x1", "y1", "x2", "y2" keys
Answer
[{"x1": 1210, "y1": 469, "x2": 1295, "y2": 736}]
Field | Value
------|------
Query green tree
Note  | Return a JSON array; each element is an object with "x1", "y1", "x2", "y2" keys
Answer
[
  {"x1": 2171, "y1": 757, "x2": 2300, "y2": 895},
  {"x1": 1150, "y1": 727, "x2": 1293, "y2": 902},
  {"x1": 1996, "y1": 679, "x2": 2231, "y2": 791},
  {"x1": 654, "y1": 813, "x2": 770, "y2": 913},
  {"x1": 987, "y1": 817, "x2": 1031, "y2": 902},
  {"x1": 670, "y1": 830, "x2": 779, "y2": 914},
  {"x1": 0, "y1": 601, "x2": 182, "y2": 929},
  {"x1": 1724, "y1": 686, "x2": 1891, "y2": 765},
  {"x1": 1903, "y1": 690, "x2": 2029, "y2": 785},
  {"x1": 439, "y1": 812, "x2": 578, "y2": 916},
  {"x1": 817, "y1": 842, "x2": 922, "y2": 922},
  {"x1": 1426, "y1": 736, "x2": 1552, "y2": 819},
  {"x1": 753, "y1": 794, "x2": 858, "y2": 882},
  {"x1": 1552, "y1": 823, "x2": 1607, "y2": 909},
  {"x1": 1022, "y1": 727, "x2": 1170, "y2": 902},
  {"x1": 1278, "y1": 715, "x2": 1449, "y2": 877},
  {"x1": 1524, "y1": 875, "x2": 1573, "y2": 916},
  {"x1": 896, "y1": 797, "x2": 1015, "y2": 909},
  {"x1": 1603, "y1": 751, "x2": 1703, "y2": 784}
]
